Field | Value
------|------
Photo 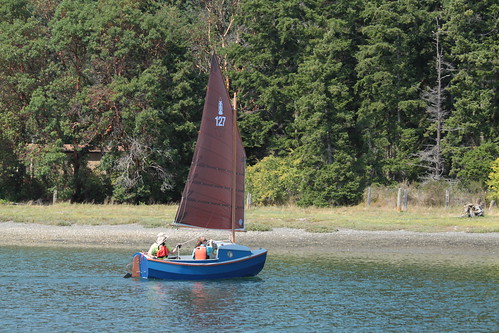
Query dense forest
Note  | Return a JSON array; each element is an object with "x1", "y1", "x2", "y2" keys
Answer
[{"x1": 0, "y1": 0, "x2": 497, "y2": 206}]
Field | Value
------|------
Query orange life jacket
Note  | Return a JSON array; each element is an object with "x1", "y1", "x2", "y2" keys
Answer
[
  {"x1": 156, "y1": 245, "x2": 169, "y2": 258},
  {"x1": 194, "y1": 246, "x2": 208, "y2": 259}
]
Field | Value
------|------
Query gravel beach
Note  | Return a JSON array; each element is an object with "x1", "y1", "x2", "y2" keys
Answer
[{"x1": 1, "y1": 222, "x2": 497, "y2": 261}]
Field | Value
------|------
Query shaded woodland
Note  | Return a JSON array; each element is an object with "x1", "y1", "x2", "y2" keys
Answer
[{"x1": 0, "y1": 0, "x2": 497, "y2": 206}]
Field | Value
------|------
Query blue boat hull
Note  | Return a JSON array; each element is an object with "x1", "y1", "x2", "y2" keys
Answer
[{"x1": 132, "y1": 244, "x2": 267, "y2": 280}]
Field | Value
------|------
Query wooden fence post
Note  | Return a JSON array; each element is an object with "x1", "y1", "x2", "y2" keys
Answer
[
  {"x1": 403, "y1": 189, "x2": 408, "y2": 211},
  {"x1": 246, "y1": 193, "x2": 252, "y2": 209},
  {"x1": 53, "y1": 190, "x2": 57, "y2": 205},
  {"x1": 445, "y1": 190, "x2": 450, "y2": 208},
  {"x1": 397, "y1": 188, "x2": 402, "y2": 212},
  {"x1": 367, "y1": 186, "x2": 371, "y2": 207}
]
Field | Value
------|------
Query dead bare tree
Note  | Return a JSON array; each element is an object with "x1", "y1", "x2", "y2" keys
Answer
[
  {"x1": 114, "y1": 138, "x2": 173, "y2": 198},
  {"x1": 418, "y1": 18, "x2": 454, "y2": 180}
]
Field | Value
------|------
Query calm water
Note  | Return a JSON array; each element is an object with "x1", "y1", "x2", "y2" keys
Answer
[{"x1": 0, "y1": 246, "x2": 497, "y2": 332}]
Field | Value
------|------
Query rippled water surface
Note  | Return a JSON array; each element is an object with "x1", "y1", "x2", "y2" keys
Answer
[{"x1": 0, "y1": 246, "x2": 497, "y2": 332}]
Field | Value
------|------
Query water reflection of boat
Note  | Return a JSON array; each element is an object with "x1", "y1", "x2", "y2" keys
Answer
[
  {"x1": 139, "y1": 280, "x2": 240, "y2": 329},
  {"x1": 131, "y1": 54, "x2": 267, "y2": 280}
]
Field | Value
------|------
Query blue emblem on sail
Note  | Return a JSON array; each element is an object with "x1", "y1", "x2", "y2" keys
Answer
[
  {"x1": 215, "y1": 98, "x2": 226, "y2": 126},
  {"x1": 218, "y1": 98, "x2": 223, "y2": 115}
]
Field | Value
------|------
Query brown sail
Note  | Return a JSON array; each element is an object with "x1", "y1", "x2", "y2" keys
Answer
[{"x1": 173, "y1": 54, "x2": 246, "y2": 231}]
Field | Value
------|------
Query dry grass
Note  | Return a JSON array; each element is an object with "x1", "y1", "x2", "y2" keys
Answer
[
  {"x1": 0, "y1": 203, "x2": 177, "y2": 227},
  {"x1": 0, "y1": 202, "x2": 497, "y2": 233},
  {"x1": 245, "y1": 205, "x2": 499, "y2": 233}
]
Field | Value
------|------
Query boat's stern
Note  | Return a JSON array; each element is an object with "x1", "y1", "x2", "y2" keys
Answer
[{"x1": 131, "y1": 252, "x2": 148, "y2": 278}]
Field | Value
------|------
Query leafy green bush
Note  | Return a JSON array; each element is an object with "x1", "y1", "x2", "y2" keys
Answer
[
  {"x1": 246, "y1": 155, "x2": 300, "y2": 206},
  {"x1": 487, "y1": 158, "x2": 499, "y2": 202},
  {"x1": 454, "y1": 142, "x2": 499, "y2": 187},
  {"x1": 246, "y1": 152, "x2": 364, "y2": 207}
]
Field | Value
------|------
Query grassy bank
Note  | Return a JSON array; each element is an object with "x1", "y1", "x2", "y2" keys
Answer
[{"x1": 0, "y1": 203, "x2": 498, "y2": 233}]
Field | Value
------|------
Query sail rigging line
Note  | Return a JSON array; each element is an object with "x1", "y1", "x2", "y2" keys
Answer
[{"x1": 178, "y1": 236, "x2": 201, "y2": 246}]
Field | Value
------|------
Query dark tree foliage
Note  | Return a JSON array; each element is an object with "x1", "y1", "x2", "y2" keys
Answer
[{"x1": 0, "y1": 0, "x2": 497, "y2": 205}]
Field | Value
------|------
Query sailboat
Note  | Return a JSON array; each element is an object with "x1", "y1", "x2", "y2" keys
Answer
[{"x1": 130, "y1": 54, "x2": 267, "y2": 280}]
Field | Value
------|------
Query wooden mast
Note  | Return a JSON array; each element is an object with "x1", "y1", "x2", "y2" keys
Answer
[{"x1": 231, "y1": 92, "x2": 237, "y2": 243}]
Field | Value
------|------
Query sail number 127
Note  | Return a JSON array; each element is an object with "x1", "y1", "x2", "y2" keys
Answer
[{"x1": 215, "y1": 116, "x2": 226, "y2": 127}]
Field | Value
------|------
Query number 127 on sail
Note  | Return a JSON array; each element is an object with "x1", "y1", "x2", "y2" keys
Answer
[{"x1": 215, "y1": 115, "x2": 226, "y2": 127}]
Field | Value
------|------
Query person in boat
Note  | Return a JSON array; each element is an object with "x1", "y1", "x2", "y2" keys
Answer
[
  {"x1": 147, "y1": 232, "x2": 180, "y2": 259},
  {"x1": 192, "y1": 237, "x2": 214, "y2": 259}
]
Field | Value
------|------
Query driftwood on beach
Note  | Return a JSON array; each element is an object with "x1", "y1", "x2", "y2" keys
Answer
[{"x1": 463, "y1": 203, "x2": 484, "y2": 217}]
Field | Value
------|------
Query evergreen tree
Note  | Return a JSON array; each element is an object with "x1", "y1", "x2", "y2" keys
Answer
[
  {"x1": 443, "y1": 0, "x2": 499, "y2": 178},
  {"x1": 292, "y1": 15, "x2": 362, "y2": 206},
  {"x1": 354, "y1": 0, "x2": 431, "y2": 183},
  {"x1": 228, "y1": 0, "x2": 320, "y2": 161}
]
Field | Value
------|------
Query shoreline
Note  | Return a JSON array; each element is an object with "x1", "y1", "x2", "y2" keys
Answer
[{"x1": 1, "y1": 222, "x2": 497, "y2": 261}]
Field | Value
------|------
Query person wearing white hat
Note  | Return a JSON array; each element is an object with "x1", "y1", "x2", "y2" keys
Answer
[{"x1": 147, "y1": 232, "x2": 181, "y2": 258}]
